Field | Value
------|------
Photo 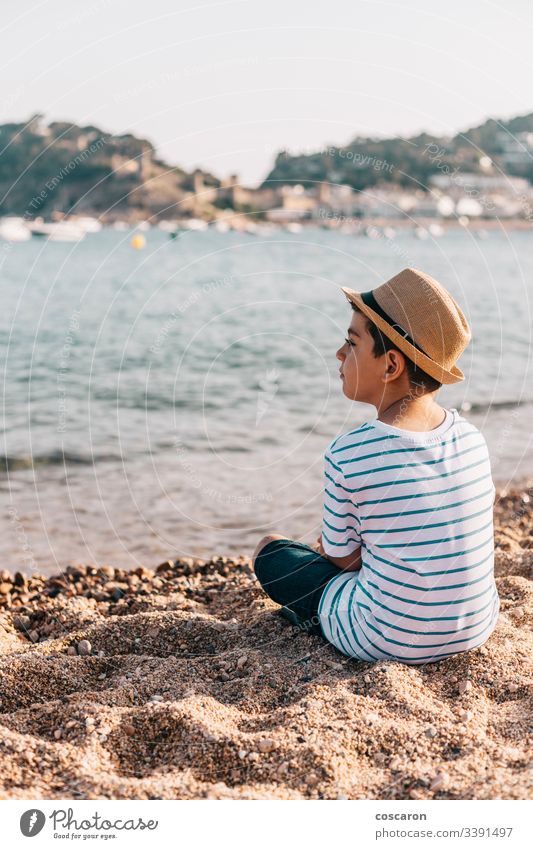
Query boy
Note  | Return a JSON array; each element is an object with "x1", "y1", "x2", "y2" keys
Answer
[{"x1": 252, "y1": 267, "x2": 499, "y2": 664}]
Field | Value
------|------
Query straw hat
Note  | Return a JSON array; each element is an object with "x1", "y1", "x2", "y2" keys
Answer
[{"x1": 340, "y1": 267, "x2": 471, "y2": 384}]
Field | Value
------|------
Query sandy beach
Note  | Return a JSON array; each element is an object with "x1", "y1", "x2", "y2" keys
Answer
[{"x1": 0, "y1": 484, "x2": 531, "y2": 801}]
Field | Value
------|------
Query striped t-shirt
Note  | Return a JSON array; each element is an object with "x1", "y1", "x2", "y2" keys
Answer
[{"x1": 318, "y1": 407, "x2": 499, "y2": 664}]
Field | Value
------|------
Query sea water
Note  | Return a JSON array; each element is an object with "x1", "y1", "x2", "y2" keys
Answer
[{"x1": 1, "y1": 226, "x2": 531, "y2": 572}]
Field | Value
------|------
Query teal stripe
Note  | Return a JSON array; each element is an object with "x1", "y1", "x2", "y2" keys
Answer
[
  {"x1": 321, "y1": 576, "x2": 376, "y2": 660},
  {"x1": 360, "y1": 484, "x2": 494, "y2": 520},
  {"x1": 331, "y1": 432, "x2": 401, "y2": 454},
  {"x1": 401, "y1": 533, "x2": 494, "y2": 562},
  {"x1": 363, "y1": 501, "x2": 493, "y2": 534},
  {"x1": 363, "y1": 560, "x2": 495, "y2": 593},
  {"x1": 358, "y1": 580, "x2": 496, "y2": 622},
  {"x1": 337, "y1": 427, "x2": 480, "y2": 466},
  {"x1": 343, "y1": 579, "x2": 381, "y2": 661},
  {"x1": 365, "y1": 575, "x2": 494, "y2": 607},
  {"x1": 377, "y1": 517, "x2": 493, "y2": 548},
  {"x1": 367, "y1": 544, "x2": 494, "y2": 576},
  {"x1": 324, "y1": 486, "x2": 352, "y2": 505},
  {"x1": 322, "y1": 530, "x2": 361, "y2": 548},
  {"x1": 323, "y1": 516, "x2": 359, "y2": 536},
  {"x1": 325, "y1": 454, "x2": 343, "y2": 473},
  {"x1": 358, "y1": 600, "x2": 494, "y2": 636},
  {"x1": 358, "y1": 471, "x2": 492, "y2": 508},
  {"x1": 330, "y1": 423, "x2": 375, "y2": 451},
  {"x1": 344, "y1": 441, "x2": 485, "y2": 480},
  {"x1": 358, "y1": 607, "x2": 496, "y2": 654},
  {"x1": 327, "y1": 456, "x2": 488, "y2": 494},
  {"x1": 353, "y1": 606, "x2": 485, "y2": 661},
  {"x1": 324, "y1": 501, "x2": 360, "y2": 522}
]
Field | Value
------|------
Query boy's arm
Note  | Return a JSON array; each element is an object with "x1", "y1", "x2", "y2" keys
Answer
[
  {"x1": 315, "y1": 535, "x2": 362, "y2": 571},
  {"x1": 320, "y1": 445, "x2": 363, "y2": 571}
]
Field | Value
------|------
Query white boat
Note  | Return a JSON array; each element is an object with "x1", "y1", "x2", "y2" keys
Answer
[
  {"x1": 0, "y1": 217, "x2": 31, "y2": 241},
  {"x1": 182, "y1": 218, "x2": 208, "y2": 231},
  {"x1": 285, "y1": 222, "x2": 303, "y2": 233},
  {"x1": 73, "y1": 216, "x2": 102, "y2": 233},
  {"x1": 158, "y1": 220, "x2": 179, "y2": 232},
  {"x1": 29, "y1": 220, "x2": 85, "y2": 242},
  {"x1": 111, "y1": 221, "x2": 129, "y2": 231}
]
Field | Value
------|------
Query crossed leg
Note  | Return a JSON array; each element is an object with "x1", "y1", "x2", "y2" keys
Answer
[{"x1": 251, "y1": 533, "x2": 288, "y2": 567}]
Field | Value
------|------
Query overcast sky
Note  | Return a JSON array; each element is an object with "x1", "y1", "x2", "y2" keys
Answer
[{"x1": 2, "y1": 0, "x2": 532, "y2": 185}]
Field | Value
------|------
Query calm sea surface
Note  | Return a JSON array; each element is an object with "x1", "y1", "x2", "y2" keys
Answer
[{"x1": 1, "y1": 227, "x2": 532, "y2": 574}]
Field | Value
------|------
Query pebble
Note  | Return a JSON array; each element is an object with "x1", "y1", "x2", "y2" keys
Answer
[
  {"x1": 425, "y1": 726, "x2": 437, "y2": 738},
  {"x1": 306, "y1": 772, "x2": 319, "y2": 786},
  {"x1": 123, "y1": 724, "x2": 135, "y2": 736},
  {"x1": 0, "y1": 582, "x2": 12, "y2": 595},
  {"x1": 257, "y1": 737, "x2": 276, "y2": 753},
  {"x1": 459, "y1": 710, "x2": 473, "y2": 722},
  {"x1": 430, "y1": 772, "x2": 449, "y2": 792},
  {"x1": 248, "y1": 752, "x2": 259, "y2": 762},
  {"x1": 238, "y1": 749, "x2": 247, "y2": 760},
  {"x1": 236, "y1": 655, "x2": 248, "y2": 670},
  {"x1": 149, "y1": 694, "x2": 164, "y2": 702},
  {"x1": 67, "y1": 645, "x2": 77, "y2": 656},
  {"x1": 77, "y1": 640, "x2": 92, "y2": 656},
  {"x1": 98, "y1": 673, "x2": 106, "y2": 680},
  {"x1": 458, "y1": 680, "x2": 472, "y2": 694},
  {"x1": 29, "y1": 630, "x2": 39, "y2": 643},
  {"x1": 507, "y1": 682, "x2": 519, "y2": 693},
  {"x1": 53, "y1": 729, "x2": 62, "y2": 740}
]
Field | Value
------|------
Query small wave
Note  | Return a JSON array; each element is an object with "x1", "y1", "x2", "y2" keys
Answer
[
  {"x1": 462, "y1": 399, "x2": 533, "y2": 414},
  {"x1": 0, "y1": 450, "x2": 124, "y2": 473}
]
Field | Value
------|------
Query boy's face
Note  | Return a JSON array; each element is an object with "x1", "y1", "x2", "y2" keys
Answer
[{"x1": 336, "y1": 309, "x2": 389, "y2": 405}]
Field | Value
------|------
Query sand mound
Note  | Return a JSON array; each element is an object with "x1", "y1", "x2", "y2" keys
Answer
[{"x1": 0, "y1": 486, "x2": 532, "y2": 800}]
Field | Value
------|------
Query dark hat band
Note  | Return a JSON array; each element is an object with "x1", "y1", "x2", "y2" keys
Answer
[{"x1": 359, "y1": 290, "x2": 429, "y2": 358}]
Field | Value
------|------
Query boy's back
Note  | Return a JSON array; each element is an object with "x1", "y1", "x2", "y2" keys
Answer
[{"x1": 319, "y1": 406, "x2": 499, "y2": 664}]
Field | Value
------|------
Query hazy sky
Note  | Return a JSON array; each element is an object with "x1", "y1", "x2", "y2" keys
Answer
[{"x1": 2, "y1": 0, "x2": 532, "y2": 185}]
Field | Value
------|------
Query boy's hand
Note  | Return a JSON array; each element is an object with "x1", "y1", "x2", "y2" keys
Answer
[
  {"x1": 314, "y1": 535, "x2": 328, "y2": 558},
  {"x1": 315, "y1": 534, "x2": 362, "y2": 572}
]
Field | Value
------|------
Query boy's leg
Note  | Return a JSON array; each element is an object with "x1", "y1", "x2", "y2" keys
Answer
[{"x1": 253, "y1": 537, "x2": 342, "y2": 635}]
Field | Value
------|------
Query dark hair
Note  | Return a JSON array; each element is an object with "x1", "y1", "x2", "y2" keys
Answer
[{"x1": 351, "y1": 304, "x2": 442, "y2": 393}]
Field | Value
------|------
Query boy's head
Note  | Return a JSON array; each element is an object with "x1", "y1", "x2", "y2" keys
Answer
[{"x1": 337, "y1": 267, "x2": 471, "y2": 406}]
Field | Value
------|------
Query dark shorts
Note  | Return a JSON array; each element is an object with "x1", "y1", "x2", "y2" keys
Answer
[{"x1": 253, "y1": 538, "x2": 343, "y2": 636}]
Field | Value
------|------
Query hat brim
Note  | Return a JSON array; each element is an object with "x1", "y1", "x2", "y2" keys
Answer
[{"x1": 340, "y1": 286, "x2": 465, "y2": 385}]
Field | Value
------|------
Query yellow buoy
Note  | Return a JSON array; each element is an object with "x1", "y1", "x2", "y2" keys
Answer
[{"x1": 131, "y1": 234, "x2": 146, "y2": 249}]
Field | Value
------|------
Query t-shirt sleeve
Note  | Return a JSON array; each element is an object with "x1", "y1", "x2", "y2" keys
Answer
[{"x1": 321, "y1": 446, "x2": 362, "y2": 557}]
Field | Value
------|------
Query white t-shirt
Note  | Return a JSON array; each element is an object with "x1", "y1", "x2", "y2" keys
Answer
[{"x1": 318, "y1": 407, "x2": 499, "y2": 664}]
